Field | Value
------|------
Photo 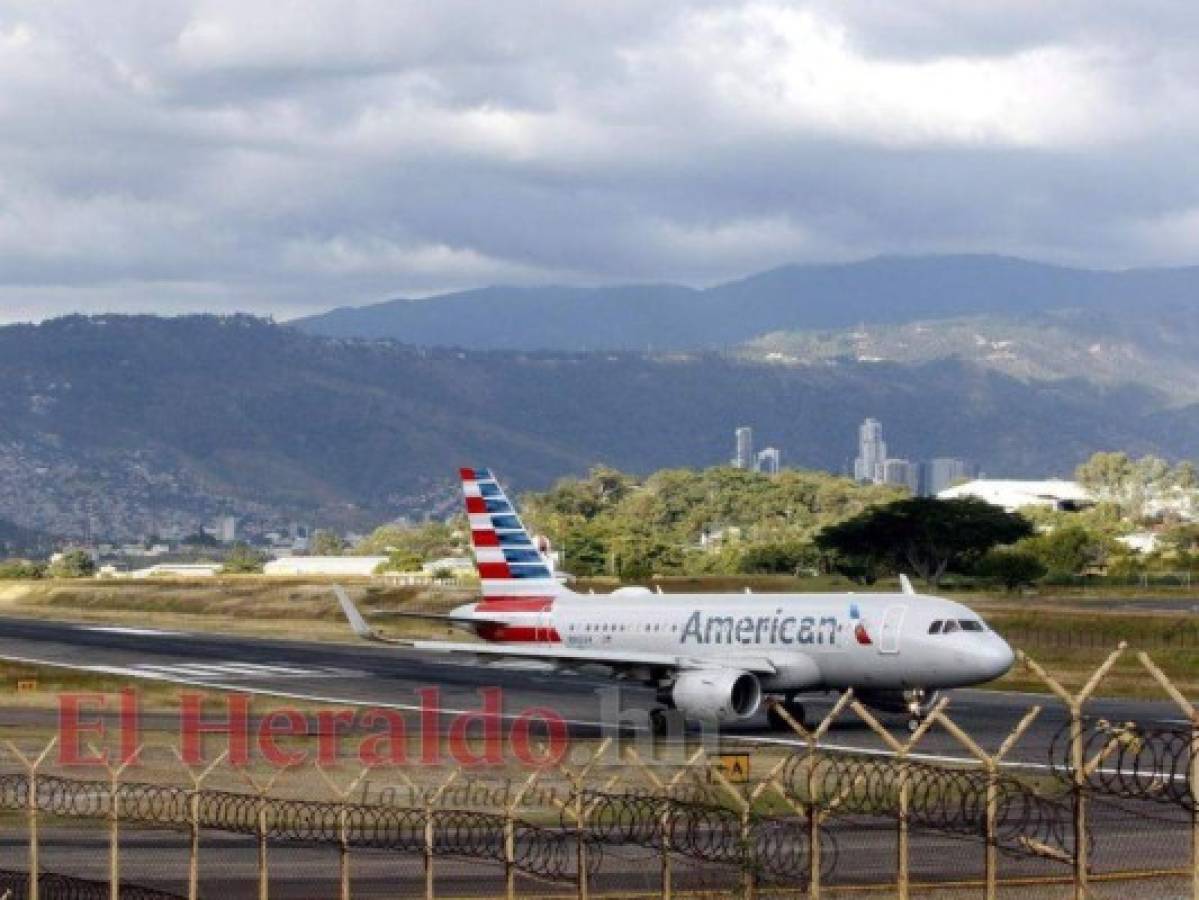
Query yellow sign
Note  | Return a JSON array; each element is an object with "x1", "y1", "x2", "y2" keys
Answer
[
  {"x1": 713, "y1": 753, "x2": 751, "y2": 784},
  {"x1": 15, "y1": 679, "x2": 37, "y2": 693}
]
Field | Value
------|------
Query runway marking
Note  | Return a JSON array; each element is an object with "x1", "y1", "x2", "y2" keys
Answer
[
  {"x1": 102, "y1": 662, "x2": 363, "y2": 682},
  {"x1": 80, "y1": 626, "x2": 182, "y2": 637}
]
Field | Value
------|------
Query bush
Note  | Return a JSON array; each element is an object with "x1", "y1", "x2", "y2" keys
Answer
[
  {"x1": 0, "y1": 559, "x2": 45, "y2": 579},
  {"x1": 974, "y1": 549, "x2": 1047, "y2": 592},
  {"x1": 221, "y1": 543, "x2": 267, "y2": 574},
  {"x1": 46, "y1": 549, "x2": 96, "y2": 579}
]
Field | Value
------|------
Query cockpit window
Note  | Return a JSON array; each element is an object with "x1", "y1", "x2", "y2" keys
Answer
[
  {"x1": 959, "y1": 620, "x2": 985, "y2": 632},
  {"x1": 942, "y1": 620, "x2": 961, "y2": 634},
  {"x1": 928, "y1": 620, "x2": 943, "y2": 634}
]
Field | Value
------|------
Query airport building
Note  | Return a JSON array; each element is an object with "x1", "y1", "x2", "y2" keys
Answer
[{"x1": 937, "y1": 479, "x2": 1093, "y2": 512}]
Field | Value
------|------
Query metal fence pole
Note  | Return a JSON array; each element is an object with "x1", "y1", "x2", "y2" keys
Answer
[
  {"x1": 238, "y1": 763, "x2": 294, "y2": 900},
  {"x1": 850, "y1": 698, "x2": 945, "y2": 900},
  {"x1": 932, "y1": 706, "x2": 1040, "y2": 900},
  {"x1": 769, "y1": 688, "x2": 855, "y2": 899},
  {"x1": 88, "y1": 741, "x2": 140, "y2": 900},
  {"x1": 4, "y1": 737, "x2": 57, "y2": 900},
  {"x1": 316, "y1": 767, "x2": 369, "y2": 900},
  {"x1": 174, "y1": 748, "x2": 227, "y2": 900},
  {"x1": 422, "y1": 770, "x2": 460, "y2": 900},
  {"x1": 1021, "y1": 643, "x2": 1125, "y2": 900},
  {"x1": 503, "y1": 772, "x2": 539, "y2": 900},
  {"x1": 1138, "y1": 651, "x2": 1199, "y2": 899}
]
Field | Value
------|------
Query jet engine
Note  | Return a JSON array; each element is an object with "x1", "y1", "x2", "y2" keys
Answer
[
  {"x1": 857, "y1": 688, "x2": 941, "y2": 717},
  {"x1": 669, "y1": 669, "x2": 762, "y2": 723}
]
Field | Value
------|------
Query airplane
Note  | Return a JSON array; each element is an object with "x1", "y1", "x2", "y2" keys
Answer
[{"x1": 335, "y1": 467, "x2": 1016, "y2": 734}]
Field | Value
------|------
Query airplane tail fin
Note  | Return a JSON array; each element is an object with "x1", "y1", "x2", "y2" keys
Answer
[{"x1": 459, "y1": 467, "x2": 564, "y2": 609}]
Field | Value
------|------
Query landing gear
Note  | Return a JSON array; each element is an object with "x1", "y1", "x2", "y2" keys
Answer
[
  {"x1": 767, "y1": 696, "x2": 807, "y2": 732},
  {"x1": 650, "y1": 708, "x2": 672, "y2": 737},
  {"x1": 904, "y1": 688, "x2": 931, "y2": 733}
]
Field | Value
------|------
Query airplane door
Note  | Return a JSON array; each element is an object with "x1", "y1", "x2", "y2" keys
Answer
[{"x1": 878, "y1": 605, "x2": 906, "y2": 655}]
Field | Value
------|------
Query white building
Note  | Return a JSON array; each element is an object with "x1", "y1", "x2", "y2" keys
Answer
[
  {"x1": 732, "y1": 427, "x2": 754, "y2": 469},
  {"x1": 853, "y1": 418, "x2": 887, "y2": 483},
  {"x1": 212, "y1": 516, "x2": 237, "y2": 543},
  {"x1": 937, "y1": 479, "x2": 1093, "y2": 512},
  {"x1": 756, "y1": 447, "x2": 781, "y2": 475},
  {"x1": 263, "y1": 556, "x2": 388, "y2": 577},
  {"x1": 127, "y1": 563, "x2": 223, "y2": 578}
]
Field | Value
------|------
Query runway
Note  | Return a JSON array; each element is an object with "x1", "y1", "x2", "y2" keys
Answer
[{"x1": 0, "y1": 613, "x2": 1181, "y2": 768}]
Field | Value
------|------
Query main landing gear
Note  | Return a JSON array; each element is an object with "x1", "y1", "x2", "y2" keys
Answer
[{"x1": 766, "y1": 695, "x2": 807, "y2": 732}]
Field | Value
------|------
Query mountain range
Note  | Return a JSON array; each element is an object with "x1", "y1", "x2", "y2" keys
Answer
[
  {"x1": 295, "y1": 253, "x2": 1199, "y2": 355},
  {"x1": 1, "y1": 306, "x2": 1197, "y2": 543}
]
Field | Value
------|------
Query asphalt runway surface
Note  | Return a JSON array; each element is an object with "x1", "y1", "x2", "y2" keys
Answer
[{"x1": 0, "y1": 614, "x2": 1184, "y2": 768}]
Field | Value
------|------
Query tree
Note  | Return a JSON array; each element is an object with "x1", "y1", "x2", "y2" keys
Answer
[
  {"x1": 815, "y1": 497, "x2": 1034, "y2": 587},
  {"x1": 974, "y1": 549, "x2": 1047, "y2": 592},
  {"x1": 381, "y1": 549, "x2": 423, "y2": 573},
  {"x1": 738, "y1": 542, "x2": 819, "y2": 575},
  {"x1": 47, "y1": 549, "x2": 96, "y2": 579},
  {"x1": 310, "y1": 530, "x2": 346, "y2": 556},
  {"x1": 354, "y1": 521, "x2": 460, "y2": 559},
  {"x1": 221, "y1": 543, "x2": 267, "y2": 574},
  {"x1": 1018, "y1": 524, "x2": 1110, "y2": 576},
  {"x1": 0, "y1": 559, "x2": 45, "y2": 579}
]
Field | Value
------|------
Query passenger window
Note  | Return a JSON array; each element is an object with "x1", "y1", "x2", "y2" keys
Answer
[
  {"x1": 942, "y1": 620, "x2": 961, "y2": 634},
  {"x1": 928, "y1": 620, "x2": 943, "y2": 634}
]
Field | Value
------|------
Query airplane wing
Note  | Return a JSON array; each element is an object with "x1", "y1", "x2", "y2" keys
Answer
[
  {"x1": 334, "y1": 587, "x2": 777, "y2": 676},
  {"x1": 399, "y1": 638, "x2": 778, "y2": 675},
  {"x1": 332, "y1": 587, "x2": 508, "y2": 639}
]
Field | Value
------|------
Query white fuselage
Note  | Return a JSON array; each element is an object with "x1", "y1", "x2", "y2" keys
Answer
[{"x1": 456, "y1": 587, "x2": 1015, "y2": 693}]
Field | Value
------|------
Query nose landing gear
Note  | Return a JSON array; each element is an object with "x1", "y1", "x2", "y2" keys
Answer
[{"x1": 904, "y1": 688, "x2": 933, "y2": 732}]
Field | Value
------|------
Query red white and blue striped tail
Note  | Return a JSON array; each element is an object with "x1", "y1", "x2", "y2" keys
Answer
[{"x1": 459, "y1": 467, "x2": 562, "y2": 610}]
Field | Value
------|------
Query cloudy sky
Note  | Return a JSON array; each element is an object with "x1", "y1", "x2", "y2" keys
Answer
[{"x1": 1, "y1": 1, "x2": 1197, "y2": 323}]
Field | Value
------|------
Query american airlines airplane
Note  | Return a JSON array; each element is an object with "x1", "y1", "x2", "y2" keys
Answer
[{"x1": 337, "y1": 467, "x2": 1015, "y2": 733}]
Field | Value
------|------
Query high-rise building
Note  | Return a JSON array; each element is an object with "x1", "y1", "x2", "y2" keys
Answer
[
  {"x1": 923, "y1": 457, "x2": 977, "y2": 496},
  {"x1": 212, "y1": 515, "x2": 237, "y2": 543},
  {"x1": 853, "y1": 418, "x2": 887, "y2": 483},
  {"x1": 756, "y1": 447, "x2": 781, "y2": 475},
  {"x1": 882, "y1": 458, "x2": 920, "y2": 494},
  {"x1": 732, "y1": 426, "x2": 754, "y2": 469}
]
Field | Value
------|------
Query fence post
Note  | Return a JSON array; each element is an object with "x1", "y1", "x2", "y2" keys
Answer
[
  {"x1": 622, "y1": 745, "x2": 676, "y2": 900},
  {"x1": 503, "y1": 772, "x2": 540, "y2": 900},
  {"x1": 1138, "y1": 652, "x2": 1199, "y2": 899},
  {"x1": 173, "y1": 748, "x2": 227, "y2": 900},
  {"x1": 769, "y1": 689, "x2": 855, "y2": 899},
  {"x1": 850, "y1": 697, "x2": 947, "y2": 900},
  {"x1": 4, "y1": 737, "x2": 57, "y2": 900},
  {"x1": 552, "y1": 738, "x2": 613, "y2": 900},
  {"x1": 238, "y1": 763, "x2": 295, "y2": 900},
  {"x1": 315, "y1": 767, "x2": 370, "y2": 900},
  {"x1": 423, "y1": 769, "x2": 461, "y2": 900},
  {"x1": 931, "y1": 706, "x2": 1040, "y2": 899},
  {"x1": 87, "y1": 741, "x2": 142, "y2": 900},
  {"x1": 1021, "y1": 643, "x2": 1125, "y2": 900}
]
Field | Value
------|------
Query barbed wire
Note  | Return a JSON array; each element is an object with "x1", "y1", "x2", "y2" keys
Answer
[
  {"x1": 781, "y1": 750, "x2": 1077, "y2": 860},
  {"x1": 568, "y1": 790, "x2": 838, "y2": 883},
  {"x1": 0, "y1": 774, "x2": 589, "y2": 882},
  {"x1": 1048, "y1": 718, "x2": 1195, "y2": 810}
]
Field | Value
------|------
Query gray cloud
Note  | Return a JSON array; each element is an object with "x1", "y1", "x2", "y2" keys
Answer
[{"x1": 1, "y1": 0, "x2": 1197, "y2": 323}]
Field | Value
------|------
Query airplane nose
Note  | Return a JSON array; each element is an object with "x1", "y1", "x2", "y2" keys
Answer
[{"x1": 984, "y1": 639, "x2": 1016, "y2": 679}]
